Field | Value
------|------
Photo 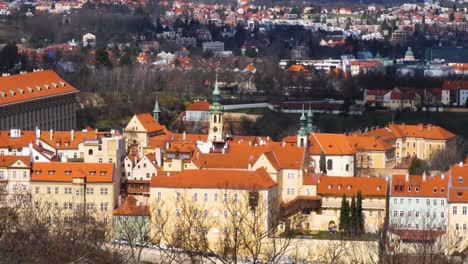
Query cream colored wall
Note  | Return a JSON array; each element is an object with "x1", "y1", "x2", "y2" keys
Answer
[
  {"x1": 395, "y1": 137, "x2": 449, "y2": 162},
  {"x1": 279, "y1": 169, "x2": 303, "y2": 203},
  {"x1": 448, "y1": 203, "x2": 468, "y2": 253},
  {"x1": 149, "y1": 186, "x2": 277, "y2": 246},
  {"x1": 299, "y1": 196, "x2": 386, "y2": 232},
  {"x1": 124, "y1": 115, "x2": 150, "y2": 147},
  {"x1": 300, "y1": 184, "x2": 317, "y2": 196},
  {"x1": 30, "y1": 181, "x2": 116, "y2": 220},
  {"x1": 0, "y1": 160, "x2": 31, "y2": 200},
  {"x1": 252, "y1": 154, "x2": 279, "y2": 182},
  {"x1": 131, "y1": 157, "x2": 157, "y2": 181}
]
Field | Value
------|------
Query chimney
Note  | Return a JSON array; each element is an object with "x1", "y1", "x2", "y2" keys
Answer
[
  {"x1": 35, "y1": 126, "x2": 41, "y2": 139},
  {"x1": 248, "y1": 162, "x2": 252, "y2": 171},
  {"x1": 405, "y1": 172, "x2": 409, "y2": 182},
  {"x1": 183, "y1": 131, "x2": 186, "y2": 141},
  {"x1": 423, "y1": 171, "x2": 427, "y2": 182},
  {"x1": 49, "y1": 129, "x2": 53, "y2": 140},
  {"x1": 71, "y1": 129, "x2": 75, "y2": 141},
  {"x1": 166, "y1": 172, "x2": 171, "y2": 177},
  {"x1": 155, "y1": 147, "x2": 162, "y2": 168},
  {"x1": 441, "y1": 173, "x2": 445, "y2": 180},
  {"x1": 459, "y1": 161, "x2": 463, "y2": 167},
  {"x1": 166, "y1": 141, "x2": 170, "y2": 150}
]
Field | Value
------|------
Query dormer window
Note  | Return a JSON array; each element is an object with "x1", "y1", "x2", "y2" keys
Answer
[
  {"x1": 377, "y1": 186, "x2": 381, "y2": 191},
  {"x1": 44, "y1": 84, "x2": 49, "y2": 90},
  {"x1": 338, "y1": 185, "x2": 342, "y2": 190},
  {"x1": 48, "y1": 170, "x2": 54, "y2": 175},
  {"x1": 434, "y1": 187, "x2": 437, "y2": 193},
  {"x1": 408, "y1": 186, "x2": 412, "y2": 192},
  {"x1": 35, "y1": 170, "x2": 41, "y2": 175},
  {"x1": 415, "y1": 186, "x2": 420, "y2": 192},
  {"x1": 459, "y1": 176, "x2": 463, "y2": 183},
  {"x1": 347, "y1": 185, "x2": 352, "y2": 190},
  {"x1": 328, "y1": 184, "x2": 332, "y2": 189},
  {"x1": 100, "y1": 171, "x2": 106, "y2": 176},
  {"x1": 65, "y1": 170, "x2": 71, "y2": 176},
  {"x1": 89, "y1": 171, "x2": 96, "y2": 176},
  {"x1": 458, "y1": 192, "x2": 463, "y2": 197}
]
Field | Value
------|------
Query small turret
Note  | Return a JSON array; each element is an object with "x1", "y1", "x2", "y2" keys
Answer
[
  {"x1": 297, "y1": 105, "x2": 308, "y2": 147},
  {"x1": 153, "y1": 97, "x2": 161, "y2": 122},
  {"x1": 306, "y1": 105, "x2": 314, "y2": 133}
]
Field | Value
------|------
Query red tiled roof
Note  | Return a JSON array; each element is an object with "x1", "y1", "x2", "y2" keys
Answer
[
  {"x1": 113, "y1": 196, "x2": 149, "y2": 216},
  {"x1": 136, "y1": 113, "x2": 165, "y2": 133},
  {"x1": 0, "y1": 130, "x2": 36, "y2": 149},
  {"x1": 31, "y1": 162, "x2": 114, "y2": 183},
  {"x1": 309, "y1": 133, "x2": 357, "y2": 155},
  {"x1": 391, "y1": 174, "x2": 448, "y2": 197},
  {"x1": 186, "y1": 101, "x2": 211, "y2": 111},
  {"x1": 0, "y1": 70, "x2": 78, "y2": 106},
  {"x1": 317, "y1": 176, "x2": 387, "y2": 197},
  {"x1": 0, "y1": 155, "x2": 30, "y2": 167},
  {"x1": 150, "y1": 167, "x2": 276, "y2": 190}
]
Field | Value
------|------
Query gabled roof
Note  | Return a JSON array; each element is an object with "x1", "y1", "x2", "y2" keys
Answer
[
  {"x1": 150, "y1": 167, "x2": 276, "y2": 190},
  {"x1": 113, "y1": 196, "x2": 149, "y2": 216},
  {"x1": 186, "y1": 101, "x2": 211, "y2": 111},
  {"x1": 0, "y1": 70, "x2": 78, "y2": 106},
  {"x1": 31, "y1": 162, "x2": 114, "y2": 183},
  {"x1": 135, "y1": 113, "x2": 165, "y2": 133},
  {"x1": 362, "y1": 123, "x2": 456, "y2": 141},
  {"x1": 309, "y1": 133, "x2": 357, "y2": 155},
  {"x1": 346, "y1": 135, "x2": 395, "y2": 151},
  {"x1": 317, "y1": 176, "x2": 387, "y2": 197},
  {"x1": 0, "y1": 155, "x2": 30, "y2": 168},
  {"x1": 390, "y1": 174, "x2": 448, "y2": 197},
  {"x1": 39, "y1": 129, "x2": 118, "y2": 150}
]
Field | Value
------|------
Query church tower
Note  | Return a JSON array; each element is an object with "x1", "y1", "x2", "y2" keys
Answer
[
  {"x1": 297, "y1": 105, "x2": 308, "y2": 147},
  {"x1": 306, "y1": 106, "x2": 314, "y2": 133},
  {"x1": 208, "y1": 74, "x2": 224, "y2": 142},
  {"x1": 153, "y1": 97, "x2": 161, "y2": 122}
]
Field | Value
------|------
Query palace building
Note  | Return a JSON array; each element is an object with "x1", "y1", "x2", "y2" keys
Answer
[{"x1": 0, "y1": 70, "x2": 78, "y2": 131}]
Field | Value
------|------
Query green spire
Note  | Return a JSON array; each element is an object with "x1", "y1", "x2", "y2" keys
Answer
[
  {"x1": 153, "y1": 97, "x2": 161, "y2": 121},
  {"x1": 298, "y1": 105, "x2": 307, "y2": 137},
  {"x1": 209, "y1": 72, "x2": 224, "y2": 114},
  {"x1": 307, "y1": 105, "x2": 314, "y2": 133}
]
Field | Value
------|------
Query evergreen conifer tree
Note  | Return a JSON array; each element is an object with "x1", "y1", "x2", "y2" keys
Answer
[
  {"x1": 350, "y1": 195, "x2": 358, "y2": 236},
  {"x1": 339, "y1": 194, "x2": 349, "y2": 232},
  {"x1": 356, "y1": 191, "x2": 364, "y2": 235}
]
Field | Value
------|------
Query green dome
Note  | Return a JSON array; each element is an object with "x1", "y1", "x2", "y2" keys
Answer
[{"x1": 405, "y1": 47, "x2": 414, "y2": 56}]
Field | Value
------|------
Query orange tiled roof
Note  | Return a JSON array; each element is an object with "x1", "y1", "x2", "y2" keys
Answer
[
  {"x1": 391, "y1": 174, "x2": 448, "y2": 197},
  {"x1": 317, "y1": 176, "x2": 387, "y2": 197},
  {"x1": 387, "y1": 124, "x2": 456, "y2": 140},
  {"x1": 150, "y1": 167, "x2": 276, "y2": 189},
  {"x1": 346, "y1": 134, "x2": 395, "y2": 151},
  {"x1": 39, "y1": 129, "x2": 118, "y2": 150},
  {"x1": 0, "y1": 70, "x2": 78, "y2": 106},
  {"x1": 113, "y1": 196, "x2": 149, "y2": 216},
  {"x1": 136, "y1": 113, "x2": 165, "y2": 133},
  {"x1": 448, "y1": 162, "x2": 468, "y2": 202},
  {"x1": 31, "y1": 162, "x2": 114, "y2": 183},
  {"x1": 186, "y1": 101, "x2": 211, "y2": 111},
  {"x1": 0, "y1": 130, "x2": 36, "y2": 149},
  {"x1": 0, "y1": 155, "x2": 30, "y2": 167},
  {"x1": 309, "y1": 133, "x2": 357, "y2": 155}
]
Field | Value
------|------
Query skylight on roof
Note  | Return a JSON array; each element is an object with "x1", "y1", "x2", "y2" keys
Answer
[
  {"x1": 44, "y1": 84, "x2": 49, "y2": 90},
  {"x1": 35, "y1": 85, "x2": 41, "y2": 91},
  {"x1": 27, "y1": 87, "x2": 33, "y2": 93},
  {"x1": 18, "y1": 88, "x2": 24, "y2": 94},
  {"x1": 0, "y1": 92, "x2": 5, "y2": 97},
  {"x1": 9, "y1": 90, "x2": 15, "y2": 96}
]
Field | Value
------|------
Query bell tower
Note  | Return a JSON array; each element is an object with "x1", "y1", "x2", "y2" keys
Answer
[
  {"x1": 297, "y1": 105, "x2": 308, "y2": 147},
  {"x1": 208, "y1": 73, "x2": 224, "y2": 142}
]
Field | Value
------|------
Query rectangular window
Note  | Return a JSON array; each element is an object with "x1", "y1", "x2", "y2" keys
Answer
[
  {"x1": 100, "y1": 203, "x2": 108, "y2": 211},
  {"x1": 157, "y1": 192, "x2": 161, "y2": 201},
  {"x1": 416, "y1": 199, "x2": 419, "y2": 204},
  {"x1": 47, "y1": 187, "x2": 51, "y2": 194},
  {"x1": 100, "y1": 188, "x2": 108, "y2": 195},
  {"x1": 433, "y1": 200, "x2": 437, "y2": 206},
  {"x1": 22, "y1": 171, "x2": 27, "y2": 179},
  {"x1": 408, "y1": 198, "x2": 412, "y2": 205},
  {"x1": 453, "y1": 206, "x2": 458, "y2": 215},
  {"x1": 224, "y1": 193, "x2": 228, "y2": 202},
  {"x1": 204, "y1": 193, "x2": 208, "y2": 202},
  {"x1": 441, "y1": 200, "x2": 445, "y2": 206},
  {"x1": 176, "y1": 192, "x2": 181, "y2": 202},
  {"x1": 214, "y1": 193, "x2": 218, "y2": 202},
  {"x1": 426, "y1": 199, "x2": 430, "y2": 206},
  {"x1": 393, "y1": 198, "x2": 397, "y2": 204},
  {"x1": 193, "y1": 193, "x2": 198, "y2": 202},
  {"x1": 86, "y1": 188, "x2": 94, "y2": 195},
  {"x1": 463, "y1": 206, "x2": 467, "y2": 215},
  {"x1": 55, "y1": 187, "x2": 59, "y2": 194}
]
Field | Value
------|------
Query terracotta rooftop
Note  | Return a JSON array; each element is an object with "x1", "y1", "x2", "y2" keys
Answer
[
  {"x1": 150, "y1": 167, "x2": 276, "y2": 190},
  {"x1": 317, "y1": 176, "x2": 387, "y2": 197},
  {"x1": 0, "y1": 155, "x2": 30, "y2": 167},
  {"x1": 186, "y1": 101, "x2": 211, "y2": 111},
  {"x1": 309, "y1": 133, "x2": 357, "y2": 155},
  {"x1": 390, "y1": 174, "x2": 448, "y2": 197},
  {"x1": 0, "y1": 70, "x2": 78, "y2": 106},
  {"x1": 31, "y1": 162, "x2": 114, "y2": 183},
  {"x1": 113, "y1": 196, "x2": 150, "y2": 216},
  {"x1": 135, "y1": 113, "x2": 165, "y2": 133}
]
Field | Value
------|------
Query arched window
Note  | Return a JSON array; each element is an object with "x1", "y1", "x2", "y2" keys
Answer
[
  {"x1": 327, "y1": 159, "x2": 333, "y2": 170},
  {"x1": 88, "y1": 149, "x2": 93, "y2": 155},
  {"x1": 213, "y1": 115, "x2": 217, "y2": 123},
  {"x1": 300, "y1": 138, "x2": 304, "y2": 147}
]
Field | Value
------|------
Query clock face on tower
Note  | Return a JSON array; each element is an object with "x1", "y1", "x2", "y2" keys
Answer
[{"x1": 213, "y1": 126, "x2": 218, "y2": 132}]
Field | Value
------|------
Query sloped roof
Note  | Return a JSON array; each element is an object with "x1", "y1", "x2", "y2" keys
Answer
[
  {"x1": 317, "y1": 176, "x2": 387, "y2": 197},
  {"x1": 151, "y1": 167, "x2": 276, "y2": 190},
  {"x1": 0, "y1": 155, "x2": 30, "y2": 167},
  {"x1": 309, "y1": 133, "x2": 357, "y2": 155},
  {"x1": 113, "y1": 196, "x2": 150, "y2": 216},
  {"x1": 390, "y1": 174, "x2": 448, "y2": 197},
  {"x1": 0, "y1": 130, "x2": 36, "y2": 149},
  {"x1": 31, "y1": 162, "x2": 114, "y2": 183},
  {"x1": 186, "y1": 101, "x2": 211, "y2": 111},
  {"x1": 0, "y1": 70, "x2": 78, "y2": 106},
  {"x1": 136, "y1": 113, "x2": 165, "y2": 133}
]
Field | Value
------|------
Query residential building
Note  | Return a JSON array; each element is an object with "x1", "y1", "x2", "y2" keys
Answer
[
  {"x1": 124, "y1": 113, "x2": 167, "y2": 148},
  {"x1": 149, "y1": 168, "x2": 278, "y2": 245},
  {"x1": 389, "y1": 173, "x2": 448, "y2": 237},
  {"x1": 0, "y1": 70, "x2": 78, "y2": 130},
  {"x1": 447, "y1": 161, "x2": 468, "y2": 253},
  {"x1": 0, "y1": 155, "x2": 30, "y2": 206},
  {"x1": 30, "y1": 162, "x2": 117, "y2": 223},
  {"x1": 314, "y1": 176, "x2": 387, "y2": 233},
  {"x1": 113, "y1": 195, "x2": 150, "y2": 245},
  {"x1": 202, "y1": 41, "x2": 224, "y2": 53},
  {"x1": 184, "y1": 101, "x2": 211, "y2": 122}
]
